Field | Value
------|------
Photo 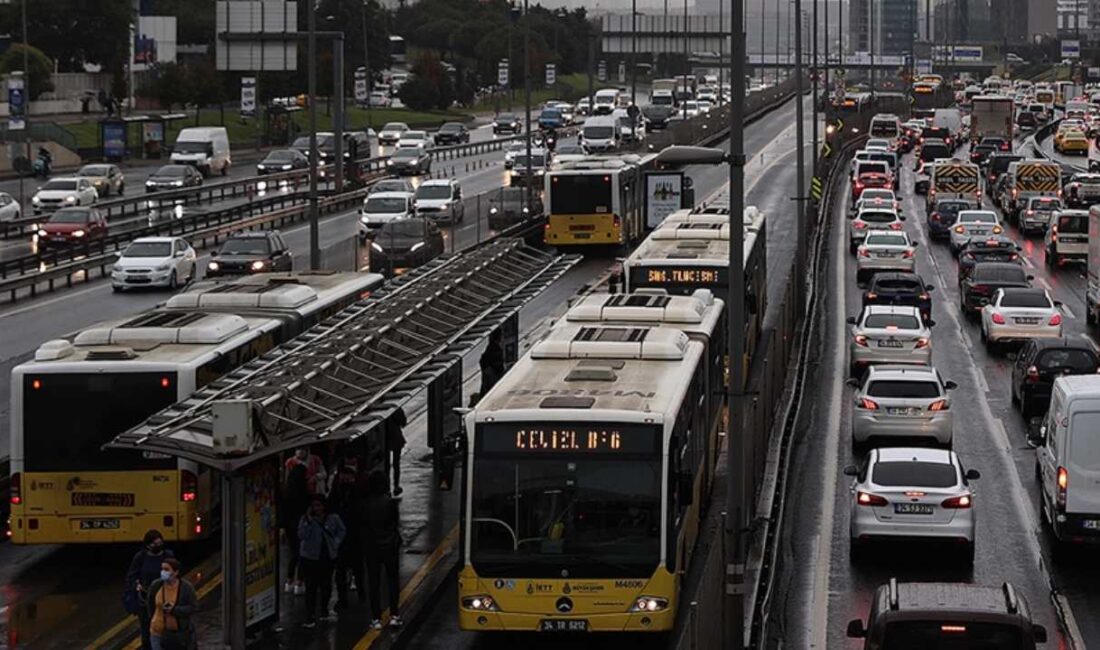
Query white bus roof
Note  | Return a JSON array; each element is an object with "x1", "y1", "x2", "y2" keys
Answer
[
  {"x1": 563, "y1": 291, "x2": 725, "y2": 341},
  {"x1": 166, "y1": 271, "x2": 381, "y2": 315}
]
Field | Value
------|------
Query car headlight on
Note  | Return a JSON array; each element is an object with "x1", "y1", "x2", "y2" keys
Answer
[
  {"x1": 489, "y1": 207, "x2": 499, "y2": 214},
  {"x1": 281, "y1": 164, "x2": 292, "y2": 170},
  {"x1": 172, "y1": 180, "x2": 184, "y2": 187},
  {"x1": 410, "y1": 242, "x2": 425, "y2": 252},
  {"x1": 410, "y1": 160, "x2": 419, "y2": 166},
  {"x1": 37, "y1": 228, "x2": 47, "y2": 237},
  {"x1": 629, "y1": 596, "x2": 669, "y2": 613},
  {"x1": 32, "y1": 196, "x2": 40, "y2": 204},
  {"x1": 145, "y1": 181, "x2": 155, "y2": 187},
  {"x1": 250, "y1": 260, "x2": 266, "y2": 271},
  {"x1": 522, "y1": 207, "x2": 530, "y2": 213},
  {"x1": 64, "y1": 195, "x2": 77, "y2": 204},
  {"x1": 386, "y1": 160, "x2": 393, "y2": 166},
  {"x1": 371, "y1": 242, "x2": 384, "y2": 253},
  {"x1": 461, "y1": 596, "x2": 499, "y2": 611},
  {"x1": 208, "y1": 261, "x2": 219, "y2": 271},
  {"x1": 72, "y1": 229, "x2": 86, "y2": 237}
]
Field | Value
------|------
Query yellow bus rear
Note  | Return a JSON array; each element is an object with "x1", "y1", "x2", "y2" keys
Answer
[{"x1": 544, "y1": 171, "x2": 625, "y2": 246}]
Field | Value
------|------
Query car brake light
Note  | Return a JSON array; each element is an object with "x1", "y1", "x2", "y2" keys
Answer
[
  {"x1": 1026, "y1": 365, "x2": 1040, "y2": 382},
  {"x1": 889, "y1": 222, "x2": 903, "y2": 230},
  {"x1": 902, "y1": 250, "x2": 914, "y2": 258},
  {"x1": 1057, "y1": 466, "x2": 1068, "y2": 510},
  {"x1": 854, "y1": 334, "x2": 869, "y2": 347},
  {"x1": 9, "y1": 472, "x2": 20, "y2": 505},
  {"x1": 991, "y1": 313, "x2": 1006, "y2": 324},
  {"x1": 1027, "y1": 210, "x2": 1035, "y2": 216},
  {"x1": 918, "y1": 293, "x2": 929, "y2": 301},
  {"x1": 855, "y1": 181, "x2": 864, "y2": 190},
  {"x1": 858, "y1": 248, "x2": 870, "y2": 257},
  {"x1": 1049, "y1": 313, "x2": 1063, "y2": 326},
  {"x1": 865, "y1": 292, "x2": 877, "y2": 300},
  {"x1": 931, "y1": 212, "x2": 941, "y2": 222},
  {"x1": 853, "y1": 221, "x2": 867, "y2": 230},
  {"x1": 929, "y1": 399, "x2": 949, "y2": 411},
  {"x1": 181, "y1": 470, "x2": 197, "y2": 502},
  {"x1": 613, "y1": 215, "x2": 621, "y2": 228},
  {"x1": 941, "y1": 494, "x2": 972, "y2": 508},
  {"x1": 915, "y1": 337, "x2": 929, "y2": 348},
  {"x1": 857, "y1": 491, "x2": 888, "y2": 506},
  {"x1": 858, "y1": 397, "x2": 879, "y2": 410}
]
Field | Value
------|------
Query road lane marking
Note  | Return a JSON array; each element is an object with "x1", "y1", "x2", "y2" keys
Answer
[{"x1": 1059, "y1": 302, "x2": 1076, "y2": 319}]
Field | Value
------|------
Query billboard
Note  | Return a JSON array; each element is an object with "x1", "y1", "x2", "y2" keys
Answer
[
  {"x1": 132, "y1": 16, "x2": 177, "y2": 70},
  {"x1": 1062, "y1": 40, "x2": 1081, "y2": 60},
  {"x1": 243, "y1": 459, "x2": 279, "y2": 629},
  {"x1": 645, "y1": 172, "x2": 683, "y2": 229},
  {"x1": 931, "y1": 45, "x2": 983, "y2": 63}
]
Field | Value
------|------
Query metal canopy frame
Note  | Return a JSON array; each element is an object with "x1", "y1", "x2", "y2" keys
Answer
[{"x1": 108, "y1": 239, "x2": 580, "y2": 471}]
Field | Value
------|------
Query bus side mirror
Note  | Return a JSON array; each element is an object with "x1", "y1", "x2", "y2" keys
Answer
[
  {"x1": 846, "y1": 619, "x2": 866, "y2": 638},
  {"x1": 1033, "y1": 624, "x2": 1048, "y2": 643}
]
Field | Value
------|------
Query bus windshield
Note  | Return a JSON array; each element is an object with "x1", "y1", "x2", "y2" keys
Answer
[
  {"x1": 549, "y1": 174, "x2": 613, "y2": 214},
  {"x1": 21, "y1": 372, "x2": 178, "y2": 472},
  {"x1": 470, "y1": 423, "x2": 662, "y2": 578}
]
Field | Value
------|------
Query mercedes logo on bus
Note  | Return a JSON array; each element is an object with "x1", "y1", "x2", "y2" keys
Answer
[{"x1": 555, "y1": 597, "x2": 574, "y2": 613}]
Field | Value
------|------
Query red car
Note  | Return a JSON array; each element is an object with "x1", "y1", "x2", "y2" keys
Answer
[
  {"x1": 36, "y1": 207, "x2": 108, "y2": 249},
  {"x1": 852, "y1": 167, "x2": 894, "y2": 201}
]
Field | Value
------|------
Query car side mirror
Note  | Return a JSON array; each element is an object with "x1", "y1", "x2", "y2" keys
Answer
[
  {"x1": 965, "y1": 469, "x2": 981, "y2": 480},
  {"x1": 926, "y1": 319, "x2": 937, "y2": 327},
  {"x1": 845, "y1": 378, "x2": 861, "y2": 388},
  {"x1": 846, "y1": 316, "x2": 857, "y2": 325},
  {"x1": 1027, "y1": 417, "x2": 1047, "y2": 447},
  {"x1": 843, "y1": 464, "x2": 859, "y2": 476},
  {"x1": 899, "y1": 215, "x2": 907, "y2": 221},
  {"x1": 1033, "y1": 624, "x2": 1048, "y2": 643},
  {"x1": 846, "y1": 619, "x2": 867, "y2": 638},
  {"x1": 944, "y1": 381, "x2": 958, "y2": 390},
  {"x1": 1054, "y1": 300, "x2": 1064, "y2": 307},
  {"x1": 911, "y1": 240, "x2": 919, "y2": 247},
  {"x1": 1027, "y1": 275, "x2": 1035, "y2": 281},
  {"x1": 925, "y1": 284, "x2": 935, "y2": 291}
]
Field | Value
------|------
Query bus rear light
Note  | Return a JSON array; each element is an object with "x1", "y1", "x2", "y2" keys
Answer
[
  {"x1": 181, "y1": 470, "x2": 197, "y2": 502},
  {"x1": 9, "y1": 472, "x2": 20, "y2": 505},
  {"x1": 195, "y1": 515, "x2": 203, "y2": 535}
]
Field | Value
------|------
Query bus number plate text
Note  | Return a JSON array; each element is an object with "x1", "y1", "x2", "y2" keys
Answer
[
  {"x1": 539, "y1": 619, "x2": 588, "y2": 632},
  {"x1": 79, "y1": 518, "x2": 121, "y2": 530},
  {"x1": 72, "y1": 492, "x2": 135, "y2": 507}
]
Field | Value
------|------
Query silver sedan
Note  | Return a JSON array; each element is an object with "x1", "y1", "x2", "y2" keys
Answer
[
  {"x1": 949, "y1": 209, "x2": 1003, "y2": 254},
  {"x1": 856, "y1": 231, "x2": 916, "y2": 282},
  {"x1": 846, "y1": 447, "x2": 979, "y2": 564},
  {"x1": 980, "y1": 287, "x2": 1063, "y2": 349},
  {"x1": 849, "y1": 365, "x2": 957, "y2": 450},
  {"x1": 848, "y1": 305, "x2": 933, "y2": 376}
]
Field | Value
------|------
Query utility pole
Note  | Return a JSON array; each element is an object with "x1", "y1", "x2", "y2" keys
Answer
[
  {"x1": 308, "y1": 0, "x2": 319, "y2": 270},
  {"x1": 362, "y1": 1, "x2": 373, "y2": 130},
  {"x1": 725, "y1": 0, "x2": 749, "y2": 643},
  {"x1": 523, "y1": 0, "x2": 532, "y2": 211},
  {"x1": 632, "y1": 0, "x2": 637, "y2": 108},
  {"x1": 795, "y1": 0, "x2": 806, "y2": 271},
  {"x1": 870, "y1": 0, "x2": 876, "y2": 96},
  {"x1": 683, "y1": 0, "x2": 689, "y2": 105},
  {"x1": 19, "y1": 0, "x2": 29, "y2": 209},
  {"x1": 813, "y1": 0, "x2": 819, "y2": 175},
  {"x1": 824, "y1": 0, "x2": 829, "y2": 102},
  {"x1": 775, "y1": 0, "x2": 782, "y2": 85},
  {"x1": 588, "y1": 29, "x2": 595, "y2": 119},
  {"x1": 718, "y1": 0, "x2": 724, "y2": 103}
]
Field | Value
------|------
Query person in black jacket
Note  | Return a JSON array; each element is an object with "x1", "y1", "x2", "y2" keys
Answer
[
  {"x1": 330, "y1": 464, "x2": 366, "y2": 609},
  {"x1": 479, "y1": 330, "x2": 505, "y2": 396},
  {"x1": 363, "y1": 471, "x2": 402, "y2": 629},
  {"x1": 384, "y1": 408, "x2": 407, "y2": 497},
  {"x1": 125, "y1": 529, "x2": 175, "y2": 650},
  {"x1": 281, "y1": 463, "x2": 310, "y2": 595}
]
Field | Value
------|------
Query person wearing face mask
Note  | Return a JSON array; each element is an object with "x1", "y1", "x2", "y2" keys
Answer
[
  {"x1": 125, "y1": 529, "x2": 176, "y2": 650},
  {"x1": 146, "y1": 557, "x2": 198, "y2": 650}
]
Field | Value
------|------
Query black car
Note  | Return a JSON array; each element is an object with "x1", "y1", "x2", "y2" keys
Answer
[
  {"x1": 642, "y1": 104, "x2": 674, "y2": 131},
  {"x1": 206, "y1": 230, "x2": 293, "y2": 277},
  {"x1": 862, "y1": 272, "x2": 935, "y2": 321},
  {"x1": 368, "y1": 218, "x2": 445, "y2": 275},
  {"x1": 957, "y1": 236, "x2": 1022, "y2": 285},
  {"x1": 926, "y1": 198, "x2": 973, "y2": 239},
  {"x1": 386, "y1": 147, "x2": 432, "y2": 176},
  {"x1": 145, "y1": 164, "x2": 204, "y2": 193},
  {"x1": 1017, "y1": 110, "x2": 1038, "y2": 129},
  {"x1": 488, "y1": 187, "x2": 544, "y2": 230},
  {"x1": 915, "y1": 139, "x2": 950, "y2": 169},
  {"x1": 959, "y1": 262, "x2": 1032, "y2": 315},
  {"x1": 969, "y1": 142, "x2": 998, "y2": 165},
  {"x1": 1012, "y1": 338, "x2": 1100, "y2": 416},
  {"x1": 979, "y1": 136, "x2": 1011, "y2": 153},
  {"x1": 433, "y1": 122, "x2": 470, "y2": 146},
  {"x1": 985, "y1": 153, "x2": 1023, "y2": 194},
  {"x1": 493, "y1": 113, "x2": 522, "y2": 135},
  {"x1": 290, "y1": 133, "x2": 338, "y2": 160},
  {"x1": 256, "y1": 149, "x2": 309, "y2": 175}
]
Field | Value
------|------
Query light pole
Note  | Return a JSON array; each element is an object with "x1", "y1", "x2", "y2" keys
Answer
[
  {"x1": 683, "y1": 0, "x2": 689, "y2": 105},
  {"x1": 308, "y1": 0, "x2": 319, "y2": 270},
  {"x1": 794, "y1": 0, "x2": 806, "y2": 275},
  {"x1": 362, "y1": 1, "x2": 373, "y2": 130},
  {"x1": 523, "y1": 0, "x2": 532, "y2": 211},
  {"x1": 631, "y1": 0, "x2": 637, "y2": 108},
  {"x1": 19, "y1": 0, "x2": 29, "y2": 209}
]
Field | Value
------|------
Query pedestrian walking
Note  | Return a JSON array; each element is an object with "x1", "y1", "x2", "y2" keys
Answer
[
  {"x1": 145, "y1": 557, "x2": 198, "y2": 650},
  {"x1": 330, "y1": 464, "x2": 366, "y2": 609},
  {"x1": 298, "y1": 495, "x2": 346, "y2": 628},
  {"x1": 384, "y1": 408, "x2": 407, "y2": 497},
  {"x1": 125, "y1": 529, "x2": 176, "y2": 650},
  {"x1": 479, "y1": 330, "x2": 506, "y2": 396},
  {"x1": 286, "y1": 446, "x2": 328, "y2": 496},
  {"x1": 363, "y1": 471, "x2": 403, "y2": 629},
  {"x1": 281, "y1": 462, "x2": 310, "y2": 596}
]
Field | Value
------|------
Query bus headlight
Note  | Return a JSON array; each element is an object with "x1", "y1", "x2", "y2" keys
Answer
[
  {"x1": 462, "y1": 595, "x2": 499, "y2": 611},
  {"x1": 629, "y1": 596, "x2": 669, "y2": 613}
]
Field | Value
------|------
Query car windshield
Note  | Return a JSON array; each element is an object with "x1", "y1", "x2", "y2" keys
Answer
[
  {"x1": 1037, "y1": 349, "x2": 1098, "y2": 371},
  {"x1": 960, "y1": 212, "x2": 996, "y2": 224},
  {"x1": 123, "y1": 241, "x2": 173, "y2": 257},
  {"x1": 381, "y1": 123, "x2": 406, "y2": 132},
  {"x1": 1000, "y1": 292, "x2": 1050, "y2": 308},
  {"x1": 585, "y1": 126, "x2": 615, "y2": 139},
  {"x1": 497, "y1": 114, "x2": 517, "y2": 122},
  {"x1": 364, "y1": 197, "x2": 408, "y2": 213},
  {"x1": 156, "y1": 166, "x2": 188, "y2": 177},
  {"x1": 557, "y1": 145, "x2": 585, "y2": 155},
  {"x1": 514, "y1": 155, "x2": 546, "y2": 167},
  {"x1": 872, "y1": 461, "x2": 957, "y2": 487},
  {"x1": 47, "y1": 209, "x2": 91, "y2": 224},
  {"x1": 493, "y1": 188, "x2": 526, "y2": 204},
  {"x1": 540, "y1": 109, "x2": 561, "y2": 117},
  {"x1": 220, "y1": 238, "x2": 270, "y2": 255},
  {"x1": 922, "y1": 145, "x2": 949, "y2": 159},
  {"x1": 416, "y1": 185, "x2": 453, "y2": 200},
  {"x1": 873, "y1": 278, "x2": 920, "y2": 292},
  {"x1": 866, "y1": 380, "x2": 941, "y2": 398},
  {"x1": 379, "y1": 220, "x2": 426, "y2": 237},
  {"x1": 859, "y1": 163, "x2": 889, "y2": 175},
  {"x1": 864, "y1": 314, "x2": 921, "y2": 329},
  {"x1": 859, "y1": 211, "x2": 897, "y2": 223},
  {"x1": 373, "y1": 181, "x2": 411, "y2": 193},
  {"x1": 403, "y1": 131, "x2": 426, "y2": 140},
  {"x1": 393, "y1": 149, "x2": 422, "y2": 160},
  {"x1": 862, "y1": 190, "x2": 894, "y2": 201},
  {"x1": 1058, "y1": 214, "x2": 1088, "y2": 233},
  {"x1": 41, "y1": 180, "x2": 78, "y2": 191},
  {"x1": 936, "y1": 202, "x2": 969, "y2": 215},
  {"x1": 440, "y1": 123, "x2": 462, "y2": 132},
  {"x1": 79, "y1": 166, "x2": 110, "y2": 176},
  {"x1": 174, "y1": 141, "x2": 212, "y2": 154},
  {"x1": 865, "y1": 234, "x2": 908, "y2": 247},
  {"x1": 265, "y1": 150, "x2": 297, "y2": 161}
]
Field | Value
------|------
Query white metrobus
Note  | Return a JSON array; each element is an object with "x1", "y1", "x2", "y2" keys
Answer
[
  {"x1": 8, "y1": 272, "x2": 383, "y2": 544},
  {"x1": 459, "y1": 324, "x2": 711, "y2": 633}
]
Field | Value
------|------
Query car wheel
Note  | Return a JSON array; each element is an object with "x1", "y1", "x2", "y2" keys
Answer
[
  {"x1": 118, "y1": 183, "x2": 124, "y2": 196},
  {"x1": 848, "y1": 538, "x2": 865, "y2": 563},
  {"x1": 112, "y1": 285, "x2": 123, "y2": 293},
  {"x1": 168, "y1": 270, "x2": 177, "y2": 290}
]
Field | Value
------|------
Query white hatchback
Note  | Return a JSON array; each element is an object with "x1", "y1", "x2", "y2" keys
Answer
[{"x1": 111, "y1": 236, "x2": 197, "y2": 292}]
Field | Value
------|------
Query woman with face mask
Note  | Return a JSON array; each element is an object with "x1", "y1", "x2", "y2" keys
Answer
[
  {"x1": 146, "y1": 557, "x2": 198, "y2": 650},
  {"x1": 124, "y1": 529, "x2": 176, "y2": 650}
]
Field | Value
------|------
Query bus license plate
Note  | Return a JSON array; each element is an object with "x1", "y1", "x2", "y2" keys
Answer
[
  {"x1": 80, "y1": 519, "x2": 121, "y2": 530},
  {"x1": 540, "y1": 619, "x2": 588, "y2": 632}
]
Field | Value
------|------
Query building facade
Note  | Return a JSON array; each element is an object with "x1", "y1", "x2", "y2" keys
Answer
[{"x1": 849, "y1": 0, "x2": 917, "y2": 56}]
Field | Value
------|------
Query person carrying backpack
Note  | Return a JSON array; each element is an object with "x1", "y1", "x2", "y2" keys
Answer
[{"x1": 124, "y1": 529, "x2": 175, "y2": 650}]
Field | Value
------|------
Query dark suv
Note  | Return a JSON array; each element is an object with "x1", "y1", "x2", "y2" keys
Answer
[
  {"x1": 985, "y1": 153, "x2": 1023, "y2": 194},
  {"x1": 957, "y1": 235, "x2": 1022, "y2": 285},
  {"x1": 959, "y1": 262, "x2": 1032, "y2": 315},
  {"x1": 207, "y1": 230, "x2": 293, "y2": 277},
  {"x1": 433, "y1": 122, "x2": 470, "y2": 146},
  {"x1": 927, "y1": 198, "x2": 973, "y2": 239},
  {"x1": 862, "y1": 272, "x2": 935, "y2": 321},
  {"x1": 848, "y1": 579, "x2": 1048, "y2": 649},
  {"x1": 1012, "y1": 338, "x2": 1100, "y2": 417}
]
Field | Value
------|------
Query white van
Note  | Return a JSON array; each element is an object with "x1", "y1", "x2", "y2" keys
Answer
[
  {"x1": 593, "y1": 88, "x2": 620, "y2": 115},
  {"x1": 171, "y1": 127, "x2": 231, "y2": 176},
  {"x1": 581, "y1": 116, "x2": 620, "y2": 152},
  {"x1": 1034, "y1": 375, "x2": 1100, "y2": 552}
]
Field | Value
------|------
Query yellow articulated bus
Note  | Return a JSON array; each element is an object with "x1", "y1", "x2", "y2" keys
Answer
[
  {"x1": 8, "y1": 272, "x2": 382, "y2": 544},
  {"x1": 459, "y1": 323, "x2": 718, "y2": 633},
  {"x1": 543, "y1": 154, "x2": 657, "y2": 248}
]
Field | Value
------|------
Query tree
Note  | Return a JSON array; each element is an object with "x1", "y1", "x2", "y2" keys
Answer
[
  {"x1": 0, "y1": 0, "x2": 131, "y2": 75},
  {"x1": 398, "y1": 74, "x2": 439, "y2": 111},
  {"x1": 0, "y1": 44, "x2": 54, "y2": 99},
  {"x1": 146, "y1": 62, "x2": 188, "y2": 110}
]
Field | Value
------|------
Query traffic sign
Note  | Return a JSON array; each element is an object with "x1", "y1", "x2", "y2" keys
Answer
[
  {"x1": 617, "y1": 61, "x2": 626, "y2": 84},
  {"x1": 545, "y1": 63, "x2": 556, "y2": 87},
  {"x1": 8, "y1": 75, "x2": 25, "y2": 131},
  {"x1": 810, "y1": 176, "x2": 823, "y2": 201},
  {"x1": 822, "y1": 142, "x2": 832, "y2": 158},
  {"x1": 240, "y1": 76, "x2": 256, "y2": 117},
  {"x1": 498, "y1": 59, "x2": 510, "y2": 87}
]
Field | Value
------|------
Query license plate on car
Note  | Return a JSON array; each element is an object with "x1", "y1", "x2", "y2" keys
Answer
[
  {"x1": 540, "y1": 619, "x2": 588, "y2": 632},
  {"x1": 971, "y1": 229, "x2": 989, "y2": 236},
  {"x1": 877, "y1": 252, "x2": 896, "y2": 258},
  {"x1": 887, "y1": 407, "x2": 918, "y2": 416},
  {"x1": 1082, "y1": 519, "x2": 1100, "y2": 530},
  {"x1": 79, "y1": 519, "x2": 121, "y2": 530},
  {"x1": 877, "y1": 340, "x2": 904, "y2": 348},
  {"x1": 1015, "y1": 317, "x2": 1040, "y2": 325},
  {"x1": 894, "y1": 503, "x2": 934, "y2": 515}
]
